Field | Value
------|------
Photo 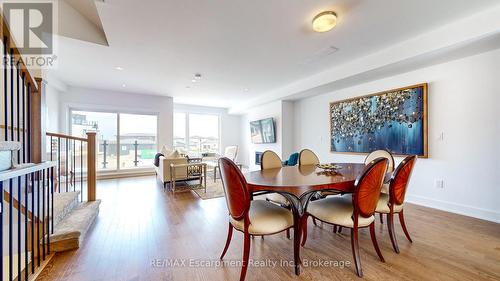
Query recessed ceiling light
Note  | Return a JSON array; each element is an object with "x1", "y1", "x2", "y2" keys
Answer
[
  {"x1": 191, "y1": 79, "x2": 197, "y2": 83},
  {"x1": 244, "y1": 88, "x2": 249, "y2": 92},
  {"x1": 115, "y1": 66, "x2": 124, "y2": 71},
  {"x1": 312, "y1": 11, "x2": 337, "y2": 32},
  {"x1": 194, "y1": 73, "x2": 202, "y2": 80},
  {"x1": 122, "y1": 83, "x2": 126, "y2": 88}
]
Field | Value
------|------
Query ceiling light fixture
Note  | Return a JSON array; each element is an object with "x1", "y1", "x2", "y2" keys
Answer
[
  {"x1": 122, "y1": 83, "x2": 126, "y2": 88},
  {"x1": 194, "y1": 73, "x2": 202, "y2": 80},
  {"x1": 115, "y1": 66, "x2": 124, "y2": 71},
  {"x1": 312, "y1": 11, "x2": 337, "y2": 32}
]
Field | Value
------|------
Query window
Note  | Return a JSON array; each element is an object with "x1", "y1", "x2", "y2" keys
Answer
[
  {"x1": 173, "y1": 112, "x2": 186, "y2": 151},
  {"x1": 174, "y1": 112, "x2": 220, "y2": 156},
  {"x1": 71, "y1": 110, "x2": 158, "y2": 172}
]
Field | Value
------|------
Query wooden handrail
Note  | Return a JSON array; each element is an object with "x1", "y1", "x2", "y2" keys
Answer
[
  {"x1": 46, "y1": 132, "x2": 88, "y2": 142},
  {"x1": 45, "y1": 132, "x2": 97, "y2": 201}
]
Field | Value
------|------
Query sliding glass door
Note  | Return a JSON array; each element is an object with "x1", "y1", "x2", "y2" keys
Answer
[{"x1": 71, "y1": 110, "x2": 158, "y2": 172}]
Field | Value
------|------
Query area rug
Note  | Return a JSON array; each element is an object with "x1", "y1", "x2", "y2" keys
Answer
[{"x1": 192, "y1": 179, "x2": 225, "y2": 200}]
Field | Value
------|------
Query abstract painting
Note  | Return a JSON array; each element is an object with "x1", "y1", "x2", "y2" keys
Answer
[{"x1": 330, "y1": 84, "x2": 428, "y2": 157}]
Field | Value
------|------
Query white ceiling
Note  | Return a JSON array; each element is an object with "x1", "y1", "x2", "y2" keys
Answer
[{"x1": 50, "y1": 0, "x2": 499, "y2": 108}]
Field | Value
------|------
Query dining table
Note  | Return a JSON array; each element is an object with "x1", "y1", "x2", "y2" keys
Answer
[{"x1": 244, "y1": 163, "x2": 370, "y2": 275}]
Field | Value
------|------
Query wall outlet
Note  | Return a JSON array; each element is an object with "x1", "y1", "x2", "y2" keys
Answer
[{"x1": 435, "y1": 179, "x2": 445, "y2": 189}]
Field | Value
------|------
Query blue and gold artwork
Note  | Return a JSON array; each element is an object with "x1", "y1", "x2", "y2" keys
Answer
[{"x1": 330, "y1": 84, "x2": 428, "y2": 157}]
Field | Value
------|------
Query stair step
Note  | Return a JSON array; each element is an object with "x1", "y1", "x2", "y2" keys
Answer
[
  {"x1": 51, "y1": 191, "x2": 80, "y2": 227},
  {"x1": 48, "y1": 200, "x2": 101, "y2": 252},
  {"x1": 2, "y1": 252, "x2": 31, "y2": 281}
]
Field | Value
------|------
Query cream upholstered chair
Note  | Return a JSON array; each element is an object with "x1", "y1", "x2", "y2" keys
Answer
[
  {"x1": 218, "y1": 157, "x2": 294, "y2": 281},
  {"x1": 210, "y1": 145, "x2": 240, "y2": 182},
  {"x1": 260, "y1": 151, "x2": 289, "y2": 206},
  {"x1": 376, "y1": 155, "x2": 417, "y2": 253},
  {"x1": 302, "y1": 158, "x2": 389, "y2": 277},
  {"x1": 298, "y1": 148, "x2": 320, "y2": 166}
]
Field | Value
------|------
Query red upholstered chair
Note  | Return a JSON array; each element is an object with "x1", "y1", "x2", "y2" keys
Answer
[
  {"x1": 375, "y1": 155, "x2": 417, "y2": 253},
  {"x1": 218, "y1": 157, "x2": 294, "y2": 281},
  {"x1": 301, "y1": 158, "x2": 389, "y2": 277}
]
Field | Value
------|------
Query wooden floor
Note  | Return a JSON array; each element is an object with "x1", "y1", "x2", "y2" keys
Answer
[{"x1": 38, "y1": 176, "x2": 500, "y2": 281}]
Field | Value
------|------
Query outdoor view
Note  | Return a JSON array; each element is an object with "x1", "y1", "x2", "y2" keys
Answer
[
  {"x1": 174, "y1": 112, "x2": 219, "y2": 156},
  {"x1": 71, "y1": 110, "x2": 157, "y2": 171}
]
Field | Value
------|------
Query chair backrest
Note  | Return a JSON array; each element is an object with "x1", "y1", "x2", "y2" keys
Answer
[
  {"x1": 224, "y1": 145, "x2": 238, "y2": 161},
  {"x1": 260, "y1": 150, "x2": 282, "y2": 170},
  {"x1": 299, "y1": 149, "x2": 320, "y2": 166},
  {"x1": 218, "y1": 157, "x2": 251, "y2": 220},
  {"x1": 364, "y1": 149, "x2": 395, "y2": 172},
  {"x1": 389, "y1": 155, "x2": 417, "y2": 206},
  {"x1": 353, "y1": 157, "x2": 388, "y2": 218}
]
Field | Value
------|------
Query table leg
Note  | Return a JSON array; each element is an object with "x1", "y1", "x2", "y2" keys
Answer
[{"x1": 280, "y1": 192, "x2": 316, "y2": 276}]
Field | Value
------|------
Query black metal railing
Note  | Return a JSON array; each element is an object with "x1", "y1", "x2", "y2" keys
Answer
[
  {"x1": 0, "y1": 162, "x2": 55, "y2": 281},
  {"x1": 1, "y1": 35, "x2": 34, "y2": 163}
]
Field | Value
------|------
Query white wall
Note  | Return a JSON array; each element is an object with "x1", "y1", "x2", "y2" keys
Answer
[
  {"x1": 240, "y1": 101, "x2": 282, "y2": 170},
  {"x1": 45, "y1": 83, "x2": 61, "y2": 133},
  {"x1": 173, "y1": 104, "x2": 242, "y2": 161},
  {"x1": 240, "y1": 100, "x2": 295, "y2": 170},
  {"x1": 294, "y1": 49, "x2": 500, "y2": 222},
  {"x1": 57, "y1": 87, "x2": 174, "y2": 149}
]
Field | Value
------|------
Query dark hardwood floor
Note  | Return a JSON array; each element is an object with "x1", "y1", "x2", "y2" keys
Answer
[{"x1": 38, "y1": 176, "x2": 500, "y2": 281}]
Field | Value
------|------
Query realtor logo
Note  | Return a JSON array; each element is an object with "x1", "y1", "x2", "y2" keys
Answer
[{"x1": 3, "y1": 2, "x2": 53, "y2": 54}]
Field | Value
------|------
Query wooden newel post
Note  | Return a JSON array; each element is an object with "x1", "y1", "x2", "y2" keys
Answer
[{"x1": 86, "y1": 132, "x2": 97, "y2": 201}]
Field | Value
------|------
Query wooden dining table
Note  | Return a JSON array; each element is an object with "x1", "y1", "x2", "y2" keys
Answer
[{"x1": 244, "y1": 163, "x2": 368, "y2": 275}]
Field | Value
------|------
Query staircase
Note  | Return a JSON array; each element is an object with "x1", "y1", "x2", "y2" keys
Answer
[{"x1": 49, "y1": 192, "x2": 101, "y2": 252}]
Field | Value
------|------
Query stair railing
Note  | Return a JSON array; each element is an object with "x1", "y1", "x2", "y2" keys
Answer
[
  {"x1": 46, "y1": 132, "x2": 97, "y2": 202},
  {"x1": 0, "y1": 161, "x2": 55, "y2": 281}
]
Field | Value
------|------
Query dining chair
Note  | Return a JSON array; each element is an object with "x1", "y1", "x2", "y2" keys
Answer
[
  {"x1": 302, "y1": 157, "x2": 389, "y2": 277},
  {"x1": 218, "y1": 157, "x2": 294, "y2": 281},
  {"x1": 261, "y1": 150, "x2": 289, "y2": 207},
  {"x1": 298, "y1": 148, "x2": 320, "y2": 166},
  {"x1": 365, "y1": 149, "x2": 395, "y2": 224},
  {"x1": 375, "y1": 155, "x2": 417, "y2": 253}
]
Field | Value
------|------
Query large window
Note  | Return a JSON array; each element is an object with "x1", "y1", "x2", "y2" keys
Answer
[
  {"x1": 71, "y1": 110, "x2": 158, "y2": 172},
  {"x1": 174, "y1": 112, "x2": 220, "y2": 156}
]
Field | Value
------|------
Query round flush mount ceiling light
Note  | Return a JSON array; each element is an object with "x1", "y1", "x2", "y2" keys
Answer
[{"x1": 312, "y1": 11, "x2": 337, "y2": 32}]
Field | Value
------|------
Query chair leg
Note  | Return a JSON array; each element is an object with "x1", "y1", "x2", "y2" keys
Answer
[
  {"x1": 398, "y1": 210, "x2": 413, "y2": 243},
  {"x1": 213, "y1": 167, "x2": 217, "y2": 183},
  {"x1": 240, "y1": 233, "x2": 251, "y2": 281},
  {"x1": 286, "y1": 228, "x2": 291, "y2": 239},
  {"x1": 333, "y1": 225, "x2": 337, "y2": 233},
  {"x1": 338, "y1": 226, "x2": 343, "y2": 233},
  {"x1": 379, "y1": 213, "x2": 384, "y2": 224},
  {"x1": 312, "y1": 217, "x2": 318, "y2": 226},
  {"x1": 220, "y1": 222, "x2": 233, "y2": 259},
  {"x1": 387, "y1": 213, "x2": 400, "y2": 253},
  {"x1": 350, "y1": 227, "x2": 363, "y2": 277},
  {"x1": 301, "y1": 214, "x2": 309, "y2": 247},
  {"x1": 369, "y1": 223, "x2": 385, "y2": 262}
]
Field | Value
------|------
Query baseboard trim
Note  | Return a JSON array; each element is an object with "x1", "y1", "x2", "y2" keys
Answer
[{"x1": 406, "y1": 194, "x2": 500, "y2": 223}]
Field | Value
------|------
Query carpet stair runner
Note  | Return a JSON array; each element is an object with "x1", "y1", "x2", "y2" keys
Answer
[{"x1": 47, "y1": 191, "x2": 101, "y2": 252}]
